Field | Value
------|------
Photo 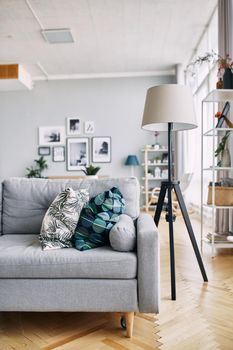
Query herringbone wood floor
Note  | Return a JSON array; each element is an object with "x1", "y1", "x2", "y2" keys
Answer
[{"x1": 0, "y1": 216, "x2": 233, "y2": 349}]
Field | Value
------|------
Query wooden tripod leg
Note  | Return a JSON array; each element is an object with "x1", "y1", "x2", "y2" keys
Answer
[{"x1": 125, "y1": 312, "x2": 134, "y2": 338}]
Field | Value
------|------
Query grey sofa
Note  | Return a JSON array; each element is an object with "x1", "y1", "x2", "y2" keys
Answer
[{"x1": 0, "y1": 177, "x2": 159, "y2": 337}]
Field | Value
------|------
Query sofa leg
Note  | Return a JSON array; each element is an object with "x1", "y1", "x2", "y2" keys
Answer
[{"x1": 125, "y1": 312, "x2": 134, "y2": 338}]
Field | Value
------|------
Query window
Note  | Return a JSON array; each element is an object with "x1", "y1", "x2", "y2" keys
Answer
[{"x1": 184, "y1": 8, "x2": 218, "y2": 210}]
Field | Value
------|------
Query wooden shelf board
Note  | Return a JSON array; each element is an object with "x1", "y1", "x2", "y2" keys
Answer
[
  {"x1": 141, "y1": 163, "x2": 168, "y2": 166},
  {"x1": 142, "y1": 177, "x2": 167, "y2": 180},
  {"x1": 141, "y1": 149, "x2": 168, "y2": 152}
]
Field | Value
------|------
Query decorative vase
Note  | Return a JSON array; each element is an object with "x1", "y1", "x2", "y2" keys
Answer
[
  {"x1": 223, "y1": 68, "x2": 233, "y2": 89},
  {"x1": 221, "y1": 148, "x2": 231, "y2": 167},
  {"x1": 87, "y1": 175, "x2": 98, "y2": 179},
  {"x1": 154, "y1": 167, "x2": 161, "y2": 179}
]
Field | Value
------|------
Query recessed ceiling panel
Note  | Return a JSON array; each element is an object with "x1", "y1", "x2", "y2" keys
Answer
[{"x1": 41, "y1": 28, "x2": 74, "y2": 44}]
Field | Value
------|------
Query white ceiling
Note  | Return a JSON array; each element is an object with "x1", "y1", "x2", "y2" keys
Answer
[{"x1": 0, "y1": 0, "x2": 217, "y2": 80}]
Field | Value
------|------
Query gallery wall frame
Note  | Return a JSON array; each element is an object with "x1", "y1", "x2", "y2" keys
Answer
[
  {"x1": 92, "y1": 136, "x2": 111, "y2": 163},
  {"x1": 84, "y1": 121, "x2": 95, "y2": 134},
  {"x1": 67, "y1": 137, "x2": 89, "y2": 171},
  {"x1": 38, "y1": 126, "x2": 65, "y2": 146},
  {"x1": 52, "y1": 146, "x2": 65, "y2": 162},
  {"x1": 66, "y1": 117, "x2": 81, "y2": 136},
  {"x1": 38, "y1": 146, "x2": 50, "y2": 156}
]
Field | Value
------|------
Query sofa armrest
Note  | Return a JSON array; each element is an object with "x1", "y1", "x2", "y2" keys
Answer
[{"x1": 137, "y1": 213, "x2": 160, "y2": 313}]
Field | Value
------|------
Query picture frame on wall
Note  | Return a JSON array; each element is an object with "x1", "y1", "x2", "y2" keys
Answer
[
  {"x1": 52, "y1": 146, "x2": 65, "y2": 162},
  {"x1": 39, "y1": 126, "x2": 65, "y2": 146},
  {"x1": 84, "y1": 121, "x2": 95, "y2": 134},
  {"x1": 67, "y1": 137, "x2": 89, "y2": 171},
  {"x1": 38, "y1": 146, "x2": 50, "y2": 156},
  {"x1": 92, "y1": 137, "x2": 111, "y2": 163},
  {"x1": 67, "y1": 117, "x2": 81, "y2": 135}
]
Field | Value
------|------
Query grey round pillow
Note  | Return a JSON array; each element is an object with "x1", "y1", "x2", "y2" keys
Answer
[{"x1": 109, "y1": 214, "x2": 136, "y2": 252}]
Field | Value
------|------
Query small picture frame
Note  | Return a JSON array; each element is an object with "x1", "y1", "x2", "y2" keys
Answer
[
  {"x1": 39, "y1": 126, "x2": 65, "y2": 146},
  {"x1": 92, "y1": 137, "x2": 111, "y2": 163},
  {"x1": 84, "y1": 121, "x2": 95, "y2": 134},
  {"x1": 67, "y1": 117, "x2": 81, "y2": 135},
  {"x1": 52, "y1": 146, "x2": 65, "y2": 162},
  {"x1": 38, "y1": 146, "x2": 50, "y2": 156},
  {"x1": 67, "y1": 137, "x2": 89, "y2": 171}
]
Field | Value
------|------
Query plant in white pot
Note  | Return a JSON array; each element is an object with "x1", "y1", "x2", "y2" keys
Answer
[{"x1": 82, "y1": 164, "x2": 101, "y2": 179}]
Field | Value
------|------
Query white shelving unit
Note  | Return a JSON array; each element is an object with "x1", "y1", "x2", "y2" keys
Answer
[
  {"x1": 141, "y1": 147, "x2": 168, "y2": 212},
  {"x1": 201, "y1": 89, "x2": 233, "y2": 256}
]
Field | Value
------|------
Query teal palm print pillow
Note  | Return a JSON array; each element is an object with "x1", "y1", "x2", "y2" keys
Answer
[
  {"x1": 39, "y1": 188, "x2": 89, "y2": 250},
  {"x1": 73, "y1": 187, "x2": 125, "y2": 251}
]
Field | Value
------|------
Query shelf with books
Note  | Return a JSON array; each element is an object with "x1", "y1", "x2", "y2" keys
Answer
[{"x1": 201, "y1": 89, "x2": 233, "y2": 256}]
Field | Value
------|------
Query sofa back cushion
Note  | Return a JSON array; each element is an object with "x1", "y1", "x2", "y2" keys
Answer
[{"x1": 2, "y1": 177, "x2": 140, "y2": 234}]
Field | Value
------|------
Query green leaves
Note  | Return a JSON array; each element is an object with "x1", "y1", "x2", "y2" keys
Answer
[
  {"x1": 82, "y1": 164, "x2": 100, "y2": 175},
  {"x1": 25, "y1": 156, "x2": 48, "y2": 178},
  {"x1": 215, "y1": 131, "x2": 230, "y2": 157},
  {"x1": 34, "y1": 156, "x2": 48, "y2": 172}
]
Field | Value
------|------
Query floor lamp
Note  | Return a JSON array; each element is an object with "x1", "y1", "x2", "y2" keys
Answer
[{"x1": 141, "y1": 84, "x2": 208, "y2": 300}]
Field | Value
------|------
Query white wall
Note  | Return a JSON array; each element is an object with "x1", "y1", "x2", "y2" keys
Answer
[{"x1": 0, "y1": 76, "x2": 173, "y2": 180}]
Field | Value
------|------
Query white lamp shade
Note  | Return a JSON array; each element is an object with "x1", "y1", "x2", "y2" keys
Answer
[{"x1": 141, "y1": 84, "x2": 197, "y2": 131}]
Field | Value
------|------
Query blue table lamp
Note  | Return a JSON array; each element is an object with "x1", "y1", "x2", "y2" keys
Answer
[{"x1": 125, "y1": 155, "x2": 139, "y2": 176}]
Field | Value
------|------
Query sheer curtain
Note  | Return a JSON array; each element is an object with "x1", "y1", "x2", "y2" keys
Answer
[
  {"x1": 178, "y1": 8, "x2": 218, "y2": 210},
  {"x1": 174, "y1": 64, "x2": 197, "y2": 201}
]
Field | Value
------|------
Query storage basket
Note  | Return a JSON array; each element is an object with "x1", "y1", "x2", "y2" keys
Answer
[{"x1": 207, "y1": 186, "x2": 233, "y2": 206}]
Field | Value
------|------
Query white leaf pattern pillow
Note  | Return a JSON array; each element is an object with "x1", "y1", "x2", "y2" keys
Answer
[{"x1": 39, "y1": 188, "x2": 89, "y2": 250}]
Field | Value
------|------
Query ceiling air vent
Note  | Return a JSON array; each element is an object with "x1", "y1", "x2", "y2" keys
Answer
[{"x1": 41, "y1": 28, "x2": 74, "y2": 44}]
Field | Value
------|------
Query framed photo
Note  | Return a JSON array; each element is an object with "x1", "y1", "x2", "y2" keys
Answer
[
  {"x1": 67, "y1": 138, "x2": 89, "y2": 171},
  {"x1": 67, "y1": 117, "x2": 81, "y2": 135},
  {"x1": 92, "y1": 137, "x2": 111, "y2": 163},
  {"x1": 39, "y1": 126, "x2": 65, "y2": 146},
  {"x1": 38, "y1": 146, "x2": 50, "y2": 156},
  {"x1": 84, "y1": 121, "x2": 95, "y2": 134},
  {"x1": 53, "y1": 146, "x2": 65, "y2": 162}
]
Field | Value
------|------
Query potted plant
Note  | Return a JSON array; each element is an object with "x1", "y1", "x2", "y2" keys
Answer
[
  {"x1": 187, "y1": 51, "x2": 233, "y2": 89},
  {"x1": 26, "y1": 156, "x2": 48, "y2": 178},
  {"x1": 82, "y1": 164, "x2": 101, "y2": 179},
  {"x1": 215, "y1": 131, "x2": 231, "y2": 167}
]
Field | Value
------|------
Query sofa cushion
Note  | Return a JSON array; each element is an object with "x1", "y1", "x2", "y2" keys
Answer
[
  {"x1": 39, "y1": 188, "x2": 89, "y2": 250},
  {"x1": 74, "y1": 187, "x2": 125, "y2": 251},
  {"x1": 109, "y1": 214, "x2": 136, "y2": 252},
  {"x1": 2, "y1": 177, "x2": 140, "y2": 234},
  {"x1": 0, "y1": 182, "x2": 2, "y2": 235},
  {"x1": 0, "y1": 234, "x2": 137, "y2": 279}
]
